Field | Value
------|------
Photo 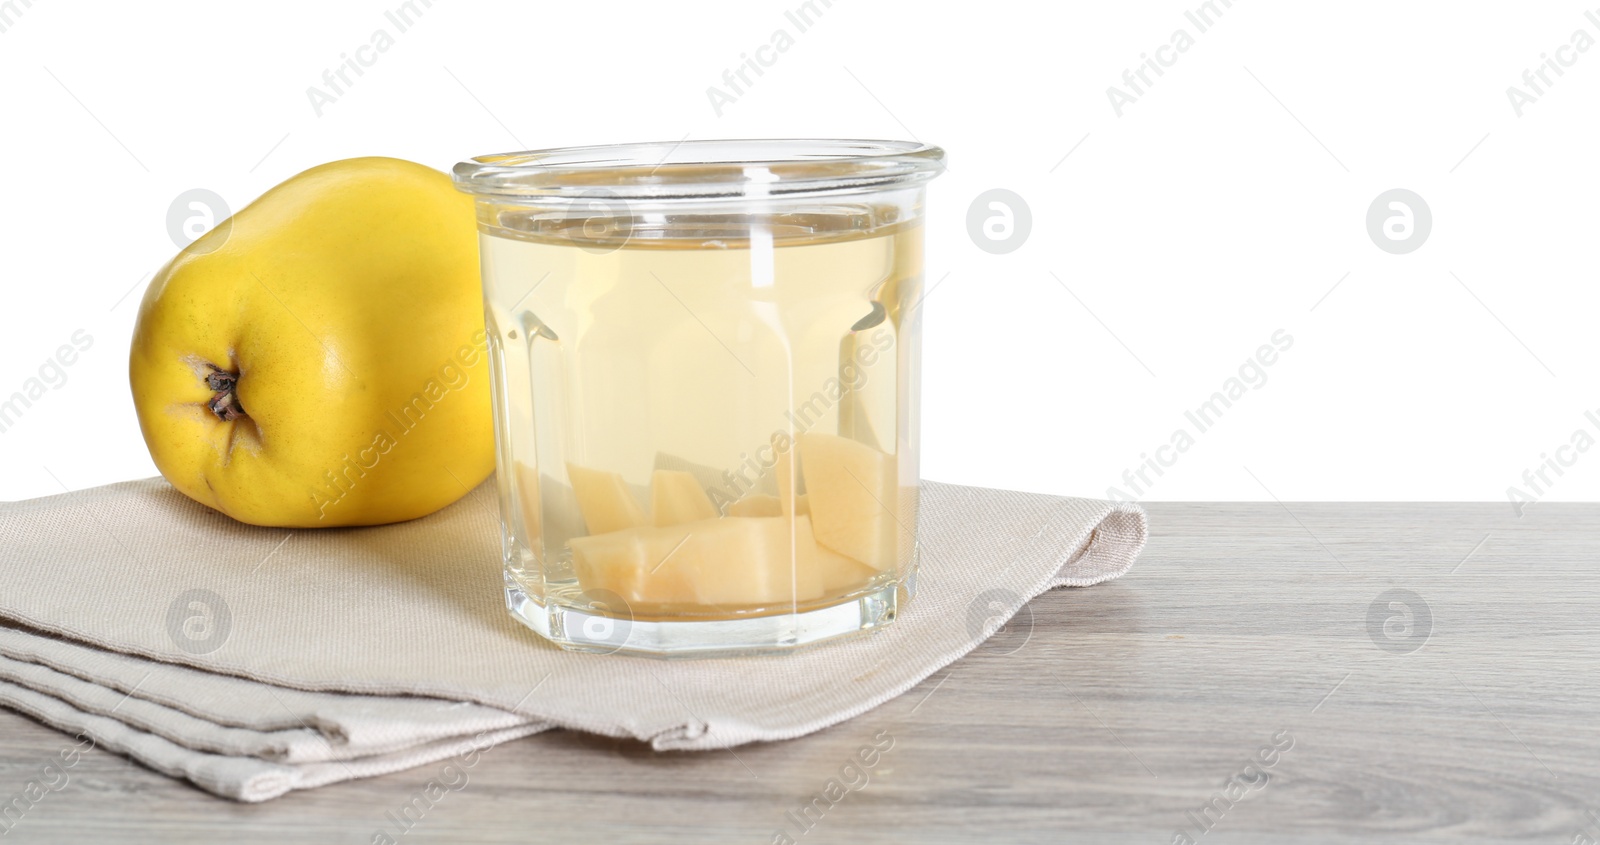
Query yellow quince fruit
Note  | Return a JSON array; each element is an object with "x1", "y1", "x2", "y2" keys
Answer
[{"x1": 129, "y1": 157, "x2": 494, "y2": 527}]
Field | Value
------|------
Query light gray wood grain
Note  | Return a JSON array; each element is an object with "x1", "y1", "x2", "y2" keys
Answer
[{"x1": 1, "y1": 503, "x2": 1595, "y2": 844}]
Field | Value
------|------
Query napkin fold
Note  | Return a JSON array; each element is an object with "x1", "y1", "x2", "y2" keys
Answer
[{"x1": 0, "y1": 477, "x2": 1145, "y2": 801}]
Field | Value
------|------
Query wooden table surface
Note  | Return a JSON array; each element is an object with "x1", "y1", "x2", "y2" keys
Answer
[{"x1": 2, "y1": 502, "x2": 1596, "y2": 844}]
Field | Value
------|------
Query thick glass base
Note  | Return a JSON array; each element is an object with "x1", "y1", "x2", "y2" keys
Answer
[{"x1": 504, "y1": 573, "x2": 902, "y2": 659}]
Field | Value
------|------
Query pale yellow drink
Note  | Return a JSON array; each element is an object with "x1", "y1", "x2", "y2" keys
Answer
[{"x1": 481, "y1": 211, "x2": 922, "y2": 619}]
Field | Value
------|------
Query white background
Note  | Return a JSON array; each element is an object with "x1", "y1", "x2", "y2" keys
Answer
[{"x1": 1, "y1": 0, "x2": 1597, "y2": 505}]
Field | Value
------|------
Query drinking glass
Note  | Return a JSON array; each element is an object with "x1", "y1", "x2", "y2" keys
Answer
[{"x1": 454, "y1": 139, "x2": 945, "y2": 656}]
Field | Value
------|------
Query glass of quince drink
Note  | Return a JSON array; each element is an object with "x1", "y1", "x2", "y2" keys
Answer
[{"x1": 454, "y1": 140, "x2": 945, "y2": 656}]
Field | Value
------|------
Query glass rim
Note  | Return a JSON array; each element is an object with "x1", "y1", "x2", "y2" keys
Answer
[{"x1": 452, "y1": 138, "x2": 945, "y2": 201}]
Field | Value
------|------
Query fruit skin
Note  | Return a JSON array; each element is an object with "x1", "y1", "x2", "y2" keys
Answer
[{"x1": 130, "y1": 157, "x2": 493, "y2": 527}]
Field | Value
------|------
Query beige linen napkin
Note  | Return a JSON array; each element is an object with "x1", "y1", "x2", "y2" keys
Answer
[{"x1": 0, "y1": 477, "x2": 1146, "y2": 801}]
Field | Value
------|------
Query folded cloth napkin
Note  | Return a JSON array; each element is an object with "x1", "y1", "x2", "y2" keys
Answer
[{"x1": 0, "y1": 477, "x2": 1146, "y2": 801}]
